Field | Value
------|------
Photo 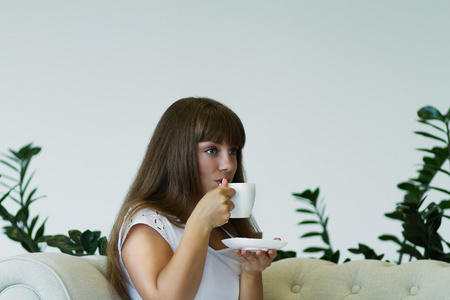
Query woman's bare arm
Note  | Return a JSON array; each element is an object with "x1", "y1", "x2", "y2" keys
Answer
[
  {"x1": 237, "y1": 247, "x2": 278, "y2": 300},
  {"x1": 122, "y1": 219, "x2": 211, "y2": 300},
  {"x1": 121, "y1": 183, "x2": 236, "y2": 300}
]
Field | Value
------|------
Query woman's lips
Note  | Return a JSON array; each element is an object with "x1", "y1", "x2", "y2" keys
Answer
[{"x1": 215, "y1": 178, "x2": 230, "y2": 185}]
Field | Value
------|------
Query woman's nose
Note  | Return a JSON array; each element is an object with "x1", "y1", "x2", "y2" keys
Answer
[{"x1": 219, "y1": 153, "x2": 235, "y2": 172}]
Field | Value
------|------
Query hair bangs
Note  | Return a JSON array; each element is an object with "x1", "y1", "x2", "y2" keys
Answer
[{"x1": 195, "y1": 104, "x2": 246, "y2": 149}]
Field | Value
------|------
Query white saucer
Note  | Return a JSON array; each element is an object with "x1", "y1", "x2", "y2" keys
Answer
[{"x1": 222, "y1": 238, "x2": 288, "y2": 251}]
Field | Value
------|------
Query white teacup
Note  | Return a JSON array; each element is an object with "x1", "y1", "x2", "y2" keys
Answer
[{"x1": 228, "y1": 183, "x2": 256, "y2": 218}]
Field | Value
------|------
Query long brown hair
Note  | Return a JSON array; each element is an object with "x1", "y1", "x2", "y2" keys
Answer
[{"x1": 107, "y1": 97, "x2": 260, "y2": 300}]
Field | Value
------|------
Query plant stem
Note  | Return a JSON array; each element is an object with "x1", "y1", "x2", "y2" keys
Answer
[
  {"x1": 397, "y1": 238, "x2": 405, "y2": 264},
  {"x1": 0, "y1": 204, "x2": 40, "y2": 252},
  {"x1": 446, "y1": 120, "x2": 450, "y2": 179},
  {"x1": 313, "y1": 202, "x2": 333, "y2": 252},
  {"x1": 19, "y1": 162, "x2": 25, "y2": 206}
]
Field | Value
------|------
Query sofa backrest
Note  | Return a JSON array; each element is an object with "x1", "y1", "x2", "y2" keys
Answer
[{"x1": 262, "y1": 257, "x2": 450, "y2": 299}]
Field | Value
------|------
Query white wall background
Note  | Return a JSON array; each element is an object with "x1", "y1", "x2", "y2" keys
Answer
[{"x1": 1, "y1": 1, "x2": 449, "y2": 261}]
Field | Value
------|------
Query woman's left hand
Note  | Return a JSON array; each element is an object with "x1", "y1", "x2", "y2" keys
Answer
[{"x1": 236, "y1": 238, "x2": 279, "y2": 276}]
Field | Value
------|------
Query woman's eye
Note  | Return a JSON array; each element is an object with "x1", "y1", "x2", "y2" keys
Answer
[
  {"x1": 229, "y1": 148, "x2": 237, "y2": 155},
  {"x1": 206, "y1": 148, "x2": 217, "y2": 154}
]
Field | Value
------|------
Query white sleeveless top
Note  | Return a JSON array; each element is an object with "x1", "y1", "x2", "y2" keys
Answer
[{"x1": 118, "y1": 208, "x2": 241, "y2": 300}]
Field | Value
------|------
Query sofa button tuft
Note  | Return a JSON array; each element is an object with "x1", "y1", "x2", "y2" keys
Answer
[
  {"x1": 410, "y1": 286, "x2": 419, "y2": 295},
  {"x1": 291, "y1": 285, "x2": 301, "y2": 293},
  {"x1": 351, "y1": 285, "x2": 360, "y2": 294}
]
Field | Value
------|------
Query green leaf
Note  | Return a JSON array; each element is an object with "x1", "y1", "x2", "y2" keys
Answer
[
  {"x1": 81, "y1": 230, "x2": 98, "y2": 254},
  {"x1": 295, "y1": 208, "x2": 314, "y2": 214},
  {"x1": 23, "y1": 172, "x2": 36, "y2": 199},
  {"x1": 419, "y1": 164, "x2": 450, "y2": 177},
  {"x1": 273, "y1": 250, "x2": 296, "y2": 262},
  {"x1": 397, "y1": 182, "x2": 418, "y2": 192},
  {"x1": 20, "y1": 163, "x2": 30, "y2": 187},
  {"x1": 330, "y1": 250, "x2": 340, "y2": 263},
  {"x1": 298, "y1": 220, "x2": 319, "y2": 225},
  {"x1": 414, "y1": 131, "x2": 447, "y2": 143},
  {"x1": 0, "y1": 173, "x2": 19, "y2": 183},
  {"x1": 416, "y1": 147, "x2": 448, "y2": 157},
  {"x1": 322, "y1": 231, "x2": 330, "y2": 245},
  {"x1": 1, "y1": 153, "x2": 20, "y2": 164},
  {"x1": 385, "y1": 211, "x2": 405, "y2": 221},
  {"x1": 0, "y1": 159, "x2": 19, "y2": 172},
  {"x1": 98, "y1": 236, "x2": 108, "y2": 256},
  {"x1": 301, "y1": 232, "x2": 322, "y2": 238},
  {"x1": 8, "y1": 195, "x2": 21, "y2": 205},
  {"x1": 320, "y1": 204, "x2": 326, "y2": 218},
  {"x1": 439, "y1": 200, "x2": 450, "y2": 210},
  {"x1": 15, "y1": 145, "x2": 29, "y2": 159},
  {"x1": 69, "y1": 230, "x2": 82, "y2": 244},
  {"x1": 15, "y1": 143, "x2": 40, "y2": 160},
  {"x1": 0, "y1": 185, "x2": 16, "y2": 203},
  {"x1": 311, "y1": 188, "x2": 320, "y2": 205},
  {"x1": 41, "y1": 234, "x2": 81, "y2": 255},
  {"x1": 0, "y1": 205, "x2": 12, "y2": 222},
  {"x1": 0, "y1": 182, "x2": 14, "y2": 191},
  {"x1": 348, "y1": 244, "x2": 384, "y2": 260},
  {"x1": 417, "y1": 120, "x2": 446, "y2": 133},
  {"x1": 429, "y1": 186, "x2": 450, "y2": 196},
  {"x1": 92, "y1": 231, "x2": 101, "y2": 240},
  {"x1": 379, "y1": 234, "x2": 402, "y2": 245},
  {"x1": 29, "y1": 215, "x2": 39, "y2": 234},
  {"x1": 15, "y1": 206, "x2": 29, "y2": 224},
  {"x1": 403, "y1": 220, "x2": 427, "y2": 247},
  {"x1": 304, "y1": 247, "x2": 327, "y2": 253},
  {"x1": 34, "y1": 218, "x2": 47, "y2": 240},
  {"x1": 4, "y1": 226, "x2": 22, "y2": 242},
  {"x1": 437, "y1": 168, "x2": 450, "y2": 177},
  {"x1": 30, "y1": 147, "x2": 41, "y2": 156},
  {"x1": 423, "y1": 156, "x2": 441, "y2": 167},
  {"x1": 25, "y1": 188, "x2": 37, "y2": 206},
  {"x1": 418, "y1": 106, "x2": 444, "y2": 121},
  {"x1": 401, "y1": 244, "x2": 423, "y2": 260},
  {"x1": 403, "y1": 192, "x2": 422, "y2": 204},
  {"x1": 42, "y1": 234, "x2": 72, "y2": 245},
  {"x1": 20, "y1": 241, "x2": 33, "y2": 252},
  {"x1": 293, "y1": 188, "x2": 320, "y2": 204}
]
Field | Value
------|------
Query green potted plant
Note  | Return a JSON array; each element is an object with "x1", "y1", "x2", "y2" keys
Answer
[
  {"x1": 0, "y1": 143, "x2": 107, "y2": 256},
  {"x1": 283, "y1": 105, "x2": 450, "y2": 264}
]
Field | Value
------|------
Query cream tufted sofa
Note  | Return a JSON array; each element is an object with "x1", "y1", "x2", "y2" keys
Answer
[
  {"x1": 263, "y1": 256, "x2": 450, "y2": 299},
  {"x1": 1, "y1": 252, "x2": 450, "y2": 299}
]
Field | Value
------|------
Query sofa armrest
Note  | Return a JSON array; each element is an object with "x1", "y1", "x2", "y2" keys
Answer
[{"x1": 0, "y1": 253, "x2": 117, "y2": 300}]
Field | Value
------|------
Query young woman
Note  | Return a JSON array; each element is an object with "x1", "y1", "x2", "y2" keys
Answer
[{"x1": 107, "y1": 97, "x2": 277, "y2": 300}]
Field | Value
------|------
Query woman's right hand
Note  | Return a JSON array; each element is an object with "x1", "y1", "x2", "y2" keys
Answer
[{"x1": 190, "y1": 178, "x2": 236, "y2": 230}]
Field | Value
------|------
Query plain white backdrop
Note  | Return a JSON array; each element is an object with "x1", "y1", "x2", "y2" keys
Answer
[{"x1": 1, "y1": 1, "x2": 449, "y2": 262}]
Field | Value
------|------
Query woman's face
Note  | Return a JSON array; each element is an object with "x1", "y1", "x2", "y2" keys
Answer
[{"x1": 197, "y1": 140, "x2": 238, "y2": 195}]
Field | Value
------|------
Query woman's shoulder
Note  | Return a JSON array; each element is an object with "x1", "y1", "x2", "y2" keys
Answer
[
  {"x1": 120, "y1": 207, "x2": 174, "y2": 246},
  {"x1": 131, "y1": 207, "x2": 161, "y2": 218},
  {"x1": 128, "y1": 208, "x2": 168, "y2": 228}
]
